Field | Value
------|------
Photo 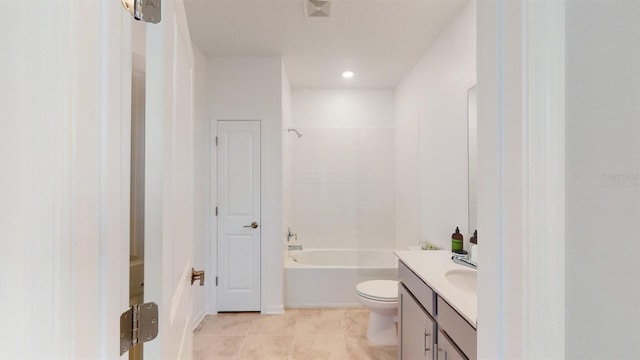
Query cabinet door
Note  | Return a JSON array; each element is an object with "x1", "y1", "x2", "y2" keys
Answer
[
  {"x1": 399, "y1": 284, "x2": 435, "y2": 360},
  {"x1": 437, "y1": 330, "x2": 467, "y2": 360}
]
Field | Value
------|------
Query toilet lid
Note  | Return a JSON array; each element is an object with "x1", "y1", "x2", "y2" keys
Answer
[{"x1": 356, "y1": 280, "x2": 398, "y2": 302}]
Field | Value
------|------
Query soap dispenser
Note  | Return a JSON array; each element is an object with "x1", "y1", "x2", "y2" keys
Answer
[
  {"x1": 470, "y1": 230, "x2": 478, "y2": 263},
  {"x1": 470, "y1": 230, "x2": 477, "y2": 245},
  {"x1": 451, "y1": 227, "x2": 463, "y2": 253}
]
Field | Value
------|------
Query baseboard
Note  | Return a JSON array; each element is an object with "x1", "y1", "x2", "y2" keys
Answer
[
  {"x1": 284, "y1": 303, "x2": 362, "y2": 309},
  {"x1": 261, "y1": 304, "x2": 285, "y2": 314},
  {"x1": 192, "y1": 305, "x2": 209, "y2": 331}
]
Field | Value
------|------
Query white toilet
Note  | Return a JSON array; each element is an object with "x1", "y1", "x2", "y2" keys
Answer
[{"x1": 356, "y1": 280, "x2": 399, "y2": 346}]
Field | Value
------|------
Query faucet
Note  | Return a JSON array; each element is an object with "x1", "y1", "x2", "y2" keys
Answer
[
  {"x1": 287, "y1": 227, "x2": 302, "y2": 250},
  {"x1": 287, "y1": 227, "x2": 298, "y2": 243},
  {"x1": 452, "y1": 253, "x2": 477, "y2": 269}
]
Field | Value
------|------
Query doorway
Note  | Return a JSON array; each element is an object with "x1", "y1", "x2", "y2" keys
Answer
[
  {"x1": 129, "y1": 26, "x2": 146, "y2": 360},
  {"x1": 217, "y1": 120, "x2": 262, "y2": 312}
]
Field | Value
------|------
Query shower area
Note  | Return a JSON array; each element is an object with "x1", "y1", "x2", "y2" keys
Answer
[{"x1": 282, "y1": 89, "x2": 398, "y2": 307}]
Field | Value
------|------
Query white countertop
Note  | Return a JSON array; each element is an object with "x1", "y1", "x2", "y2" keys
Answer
[{"x1": 394, "y1": 250, "x2": 477, "y2": 328}]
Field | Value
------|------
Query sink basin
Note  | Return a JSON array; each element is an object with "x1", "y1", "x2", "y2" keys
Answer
[{"x1": 445, "y1": 269, "x2": 477, "y2": 294}]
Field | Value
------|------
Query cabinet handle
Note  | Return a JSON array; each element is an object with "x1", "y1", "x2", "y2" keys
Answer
[{"x1": 424, "y1": 329, "x2": 431, "y2": 353}]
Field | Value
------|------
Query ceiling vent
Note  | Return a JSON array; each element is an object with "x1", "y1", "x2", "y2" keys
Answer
[{"x1": 304, "y1": 0, "x2": 331, "y2": 18}]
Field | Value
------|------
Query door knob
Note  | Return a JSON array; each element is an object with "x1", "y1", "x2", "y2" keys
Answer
[
  {"x1": 243, "y1": 222, "x2": 259, "y2": 229},
  {"x1": 191, "y1": 268, "x2": 205, "y2": 286}
]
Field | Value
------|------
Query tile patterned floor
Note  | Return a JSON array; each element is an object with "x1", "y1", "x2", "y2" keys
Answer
[{"x1": 193, "y1": 308, "x2": 397, "y2": 360}]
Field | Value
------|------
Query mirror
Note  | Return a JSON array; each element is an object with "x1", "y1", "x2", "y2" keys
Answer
[{"x1": 467, "y1": 85, "x2": 477, "y2": 235}]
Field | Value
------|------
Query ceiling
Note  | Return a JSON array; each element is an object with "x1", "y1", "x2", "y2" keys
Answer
[{"x1": 184, "y1": 0, "x2": 468, "y2": 89}]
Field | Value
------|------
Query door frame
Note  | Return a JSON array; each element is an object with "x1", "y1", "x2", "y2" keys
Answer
[
  {"x1": 477, "y1": 0, "x2": 565, "y2": 358},
  {"x1": 144, "y1": 0, "x2": 196, "y2": 357}
]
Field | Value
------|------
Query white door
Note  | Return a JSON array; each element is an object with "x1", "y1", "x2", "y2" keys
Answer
[
  {"x1": 1, "y1": 2, "x2": 131, "y2": 358},
  {"x1": 144, "y1": 0, "x2": 196, "y2": 358},
  {"x1": 217, "y1": 120, "x2": 262, "y2": 312}
]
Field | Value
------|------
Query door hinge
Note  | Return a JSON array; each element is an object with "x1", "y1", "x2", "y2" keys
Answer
[
  {"x1": 215, "y1": 136, "x2": 218, "y2": 146},
  {"x1": 215, "y1": 276, "x2": 218, "y2": 286},
  {"x1": 215, "y1": 206, "x2": 218, "y2": 216},
  {"x1": 120, "y1": 302, "x2": 159, "y2": 355},
  {"x1": 121, "y1": 0, "x2": 162, "y2": 24}
]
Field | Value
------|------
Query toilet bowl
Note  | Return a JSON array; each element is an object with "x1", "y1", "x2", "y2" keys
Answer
[{"x1": 356, "y1": 280, "x2": 399, "y2": 346}]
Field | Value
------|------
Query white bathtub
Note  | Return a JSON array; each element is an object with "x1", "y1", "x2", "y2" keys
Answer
[{"x1": 284, "y1": 249, "x2": 398, "y2": 308}]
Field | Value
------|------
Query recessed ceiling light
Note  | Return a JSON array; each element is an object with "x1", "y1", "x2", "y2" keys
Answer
[{"x1": 342, "y1": 71, "x2": 354, "y2": 79}]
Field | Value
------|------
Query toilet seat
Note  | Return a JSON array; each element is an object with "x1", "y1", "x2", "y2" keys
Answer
[{"x1": 356, "y1": 280, "x2": 398, "y2": 302}]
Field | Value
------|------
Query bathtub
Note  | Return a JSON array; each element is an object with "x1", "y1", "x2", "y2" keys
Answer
[{"x1": 284, "y1": 249, "x2": 398, "y2": 308}]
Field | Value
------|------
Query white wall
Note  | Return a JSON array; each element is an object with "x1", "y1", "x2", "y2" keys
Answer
[
  {"x1": 282, "y1": 64, "x2": 293, "y2": 252},
  {"x1": 290, "y1": 89, "x2": 395, "y2": 249},
  {"x1": 394, "y1": 1, "x2": 476, "y2": 251},
  {"x1": 565, "y1": 1, "x2": 640, "y2": 358},
  {"x1": 192, "y1": 44, "x2": 210, "y2": 326},
  {"x1": 292, "y1": 89, "x2": 395, "y2": 128},
  {"x1": 208, "y1": 57, "x2": 284, "y2": 314}
]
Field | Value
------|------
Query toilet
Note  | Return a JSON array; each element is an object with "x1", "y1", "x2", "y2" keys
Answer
[{"x1": 356, "y1": 280, "x2": 399, "y2": 346}]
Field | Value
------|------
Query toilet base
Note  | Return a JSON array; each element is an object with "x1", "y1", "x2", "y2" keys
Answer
[
  {"x1": 355, "y1": 280, "x2": 399, "y2": 346},
  {"x1": 366, "y1": 311, "x2": 398, "y2": 346}
]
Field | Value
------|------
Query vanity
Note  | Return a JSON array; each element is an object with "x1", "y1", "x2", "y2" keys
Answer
[{"x1": 395, "y1": 250, "x2": 477, "y2": 360}]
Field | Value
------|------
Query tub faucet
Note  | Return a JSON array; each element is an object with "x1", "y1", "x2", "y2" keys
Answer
[
  {"x1": 287, "y1": 227, "x2": 298, "y2": 243},
  {"x1": 287, "y1": 228, "x2": 301, "y2": 250}
]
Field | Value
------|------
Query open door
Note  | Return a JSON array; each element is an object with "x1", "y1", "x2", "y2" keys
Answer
[
  {"x1": 144, "y1": 0, "x2": 196, "y2": 358},
  {"x1": 1, "y1": 2, "x2": 132, "y2": 358}
]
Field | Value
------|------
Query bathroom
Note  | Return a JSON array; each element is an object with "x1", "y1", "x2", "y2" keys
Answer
[
  {"x1": 194, "y1": 2, "x2": 475, "y2": 299},
  {"x1": 187, "y1": 1, "x2": 476, "y2": 356},
  {"x1": 189, "y1": 0, "x2": 477, "y2": 357},
  {"x1": 178, "y1": 0, "x2": 638, "y2": 357},
  {"x1": 6, "y1": 0, "x2": 640, "y2": 359},
  {"x1": 5, "y1": 0, "x2": 640, "y2": 358}
]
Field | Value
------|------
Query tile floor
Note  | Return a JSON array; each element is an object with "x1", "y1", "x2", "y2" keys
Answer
[{"x1": 193, "y1": 308, "x2": 397, "y2": 360}]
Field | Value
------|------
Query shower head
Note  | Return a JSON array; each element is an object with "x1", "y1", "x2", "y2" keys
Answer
[{"x1": 288, "y1": 128, "x2": 303, "y2": 138}]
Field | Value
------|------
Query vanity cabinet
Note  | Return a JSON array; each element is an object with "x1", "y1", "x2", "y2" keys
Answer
[
  {"x1": 437, "y1": 329, "x2": 466, "y2": 360},
  {"x1": 399, "y1": 284, "x2": 435, "y2": 359},
  {"x1": 437, "y1": 297, "x2": 477, "y2": 359},
  {"x1": 398, "y1": 260, "x2": 476, "y2": 360}
]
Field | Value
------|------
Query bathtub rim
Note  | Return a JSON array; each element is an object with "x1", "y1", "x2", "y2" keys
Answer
[{"x1": 283, "y1": 248, "x2": 398, "y2": 270}]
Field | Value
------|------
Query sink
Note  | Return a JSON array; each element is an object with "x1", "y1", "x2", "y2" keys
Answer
[{"x1": 445, "y1": 269, "x2": 477, "y2": 294}]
